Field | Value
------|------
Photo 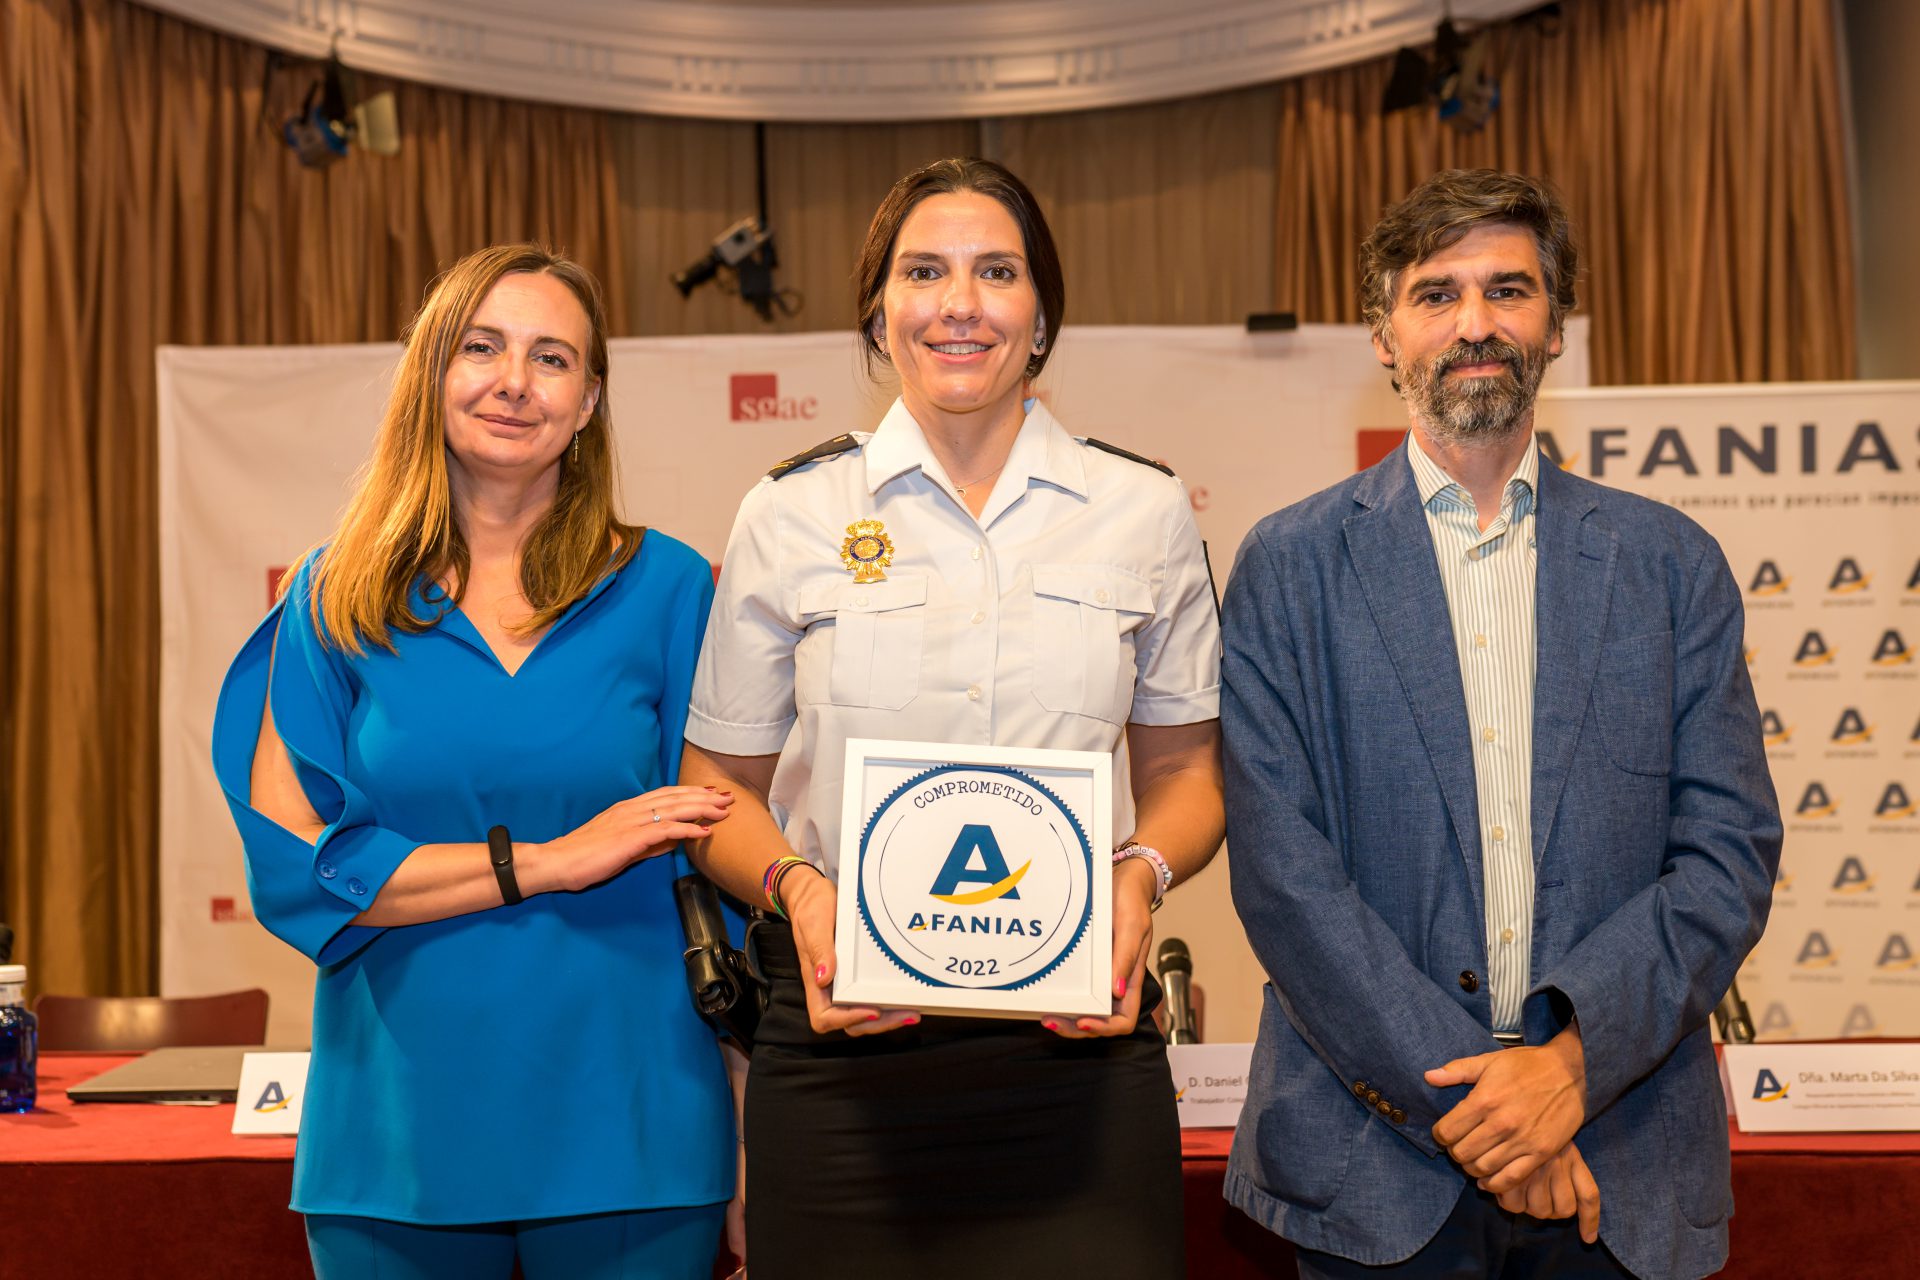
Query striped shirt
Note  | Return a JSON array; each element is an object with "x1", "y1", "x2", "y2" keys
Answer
[{"x1": 1406, "y1": 433, "x2": 1539, "y2": 1033}]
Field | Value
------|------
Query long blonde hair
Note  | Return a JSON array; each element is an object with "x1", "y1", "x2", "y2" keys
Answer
[{"x1": 294, "y1": 243, "x2": 640, "y2": 654}]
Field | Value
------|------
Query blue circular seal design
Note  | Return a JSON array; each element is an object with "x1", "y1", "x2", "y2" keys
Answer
[{"x1": 855, "y1": 763, "x2": 1094, "y2": 992}]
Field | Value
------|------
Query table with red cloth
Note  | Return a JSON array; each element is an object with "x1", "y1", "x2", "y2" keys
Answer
[{"x1": 4, "y1": 1053, "x2": 1916, "y2": 1279}]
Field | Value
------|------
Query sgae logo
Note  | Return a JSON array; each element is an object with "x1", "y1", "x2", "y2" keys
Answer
[
  {"x1": 1793, "y1": 630, "x2": 1834, "y2": 667},
  {"x1": 253, "y1": 1081, "x2": 291, "y2": 1113},
  {"x1": 1774, "y1": 863, "x2": 1793, "y2": 893},
  {"x1": 858, "y1": 765, "x2": 1092, "y2": 990},
  {"x1": 1877, "y1": 934, "x2": 1919, "y2": 971},
  {"x1": 1758, "y1": 710, "x2": 1792, "y2": 746},
  {"x1": 1875, "y1": 782, "x2": 1917, "y2": 820},
  {"x1": 1748, "y1": 560, "x2": 1790, "y2": 597},
  {"x1": 1830, "y1": 708, "x2": 1873, "y2": 745},
  {"x1": 1795, "y1": 781, "x2": 1837, "y2": 819},
  {"x1": 1871, "y1": 628, "x2": 1913, "y2": 666},
  {"x1": 1795, "y1": 931, "x2": 1838, "y2": 968},
  {"x1": 1908, "y1": 559, "x2": 1920, "y2": 595},
  {"x1": 1827, "y1": 558, "x2": 1871, "y2": 594},
  {"x1": 730, "y1": 373, "x2": 819, "y2": 422},
  {"x1": 1831, "y1": 856, "x2": 1874, "y2": 894},
  {"x1": 1751, "y1": 1068, "x2": 1789, "y2": 1102}
]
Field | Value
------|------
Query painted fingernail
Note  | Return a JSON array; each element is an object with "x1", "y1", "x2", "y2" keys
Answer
[
  {"x1": 703, "y1": 785, "x2": 716, "y2": 791},
  {"x1": 1116, "y1": 977, "x2": 1128, "y2": 997},
  {"x1": 815, "y1": 964, "x2": 827, "y2": 982},
  {"x1": 1077, "y1": 1021, "x2": 1096, "y2": 1032},
  {"x1": 903, "y1": 1015, "x2": 920, "y2": 1025},
  {"x1": 720, "y1": 790, "x2": 735, "y2": 797},
  {"x1": 867, "y1": 1012, "x2": 881, "y2": 1021},
  {"x1": 696, "y1": 825, "x2": 711, "y2": 834},
  {"x1": 1043, "y1": 1020, "x2": 1058, "y2": 1031}
]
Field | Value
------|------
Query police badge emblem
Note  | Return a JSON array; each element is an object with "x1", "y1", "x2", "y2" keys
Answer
[
  {"x1": 840, "y1": 519, "x2": 893, "y2": 584},
  {"x1": 835, "y1": 739, "x2": 1113, "y2": 1018}
]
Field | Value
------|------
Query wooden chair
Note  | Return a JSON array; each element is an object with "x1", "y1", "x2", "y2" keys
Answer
[{"x1": 32, "y1": 988, "x2": 271, "y2": 1051}]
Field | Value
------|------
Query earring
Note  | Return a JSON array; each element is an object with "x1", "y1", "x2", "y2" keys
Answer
[{"x1": 572, "y1": 432, "x2": 581, "y2": 464}]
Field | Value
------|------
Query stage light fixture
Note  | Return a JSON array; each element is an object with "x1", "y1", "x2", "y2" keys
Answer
[{"x1": 672, "y1": 125, "x2": 803, "y2": 321}]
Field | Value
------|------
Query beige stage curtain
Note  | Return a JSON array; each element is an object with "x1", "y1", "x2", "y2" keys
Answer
[
  {"x1": 999, "y1": 83, "x2": 1282, "y2": 329},
  {"x1": 614, "y1": 117, "x2": 982, "y2": 336},
  {"x1": 1, "y1": 0, "x2": 1860, "y2": 998},
  {"x1": 1274, "y1": 0, "x2": 1856, "y2": 384},
  {"x1": 0, "y1": 0, "x2": 627, "y2": 998}
]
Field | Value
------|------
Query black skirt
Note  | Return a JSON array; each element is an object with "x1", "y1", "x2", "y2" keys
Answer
[{"x1": 742, "y1": 922, "x2": 1184, "y2": 1280}]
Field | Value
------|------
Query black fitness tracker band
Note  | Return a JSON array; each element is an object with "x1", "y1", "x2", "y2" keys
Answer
[{"x1": 488, "y1": 824, "x2": 524, "y2": 906}]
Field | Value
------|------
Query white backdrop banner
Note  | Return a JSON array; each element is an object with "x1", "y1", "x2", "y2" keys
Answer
[{"x1": 159, "y1": 329, "x2": 1920, "y2": 1050}]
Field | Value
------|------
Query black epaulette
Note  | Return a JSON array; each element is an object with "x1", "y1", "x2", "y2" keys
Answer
[
  {"x1": 767, "y1": 434, "x2": 860, "y2": 481},
  {"x1": 1084, "y1": 437, "x2": 1175, "y2": 476}
]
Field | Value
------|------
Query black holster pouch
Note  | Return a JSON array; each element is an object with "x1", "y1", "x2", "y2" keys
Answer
[{"x1": 674, "y1": 872, "x2": 769, "y2": 1054}]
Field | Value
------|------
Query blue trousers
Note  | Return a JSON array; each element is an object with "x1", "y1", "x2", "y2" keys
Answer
[
  {"x1": 305, "y1": 1204, "x2": 726, "y2": 1280},
  {"x1": 1295, "y1": 1181, "x2": 1631, "y2": 1280}
]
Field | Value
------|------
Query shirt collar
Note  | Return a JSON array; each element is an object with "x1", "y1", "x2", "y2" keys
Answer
[
  {"x1": 863, "y1": 396, "x2": 1087, "y2": 500},
  {"x1": 1406, "y1": 430, "x2": 1540, "y2": 510}
]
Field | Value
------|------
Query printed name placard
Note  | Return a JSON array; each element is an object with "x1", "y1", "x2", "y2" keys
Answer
[
  {"x1": 230, "y1": 1051, "x2": 310, "y2": 1136},
  {"x1": 835, "y1": 739, "x2": 1113, "y2": 1018},
  {"x1": 1168, "y1": 1043, "x2": 1255, "y2": 1129},
  {"x1": 1723, "y1": 1042, "x2": 1920, "y2": 1132}
]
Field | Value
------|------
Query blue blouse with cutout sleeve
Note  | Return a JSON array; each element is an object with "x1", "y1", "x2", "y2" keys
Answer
[{"x1": 211, "y1": 531, "x2": 732, "y2": 1224}]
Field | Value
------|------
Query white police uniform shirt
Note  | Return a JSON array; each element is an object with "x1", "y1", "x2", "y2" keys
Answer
[{"x1": 687, "y1": 396, "x2": 1221, "y2": 881}]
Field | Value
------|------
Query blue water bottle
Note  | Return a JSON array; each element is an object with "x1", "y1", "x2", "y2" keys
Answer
[{"x1": 0, "y1": 964, "x2": 36, "y2": 1112}]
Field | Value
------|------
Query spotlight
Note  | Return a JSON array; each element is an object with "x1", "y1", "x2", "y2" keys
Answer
[
  {"x1": 269, "y1": 41, "x2": 403, "y2": 168},
  {"x1": 672, "y1": 218, "x2": 769, "y2": 298},
  {"x1": 672, "y1": 217, "x2": 800, "y2": 321},
  {"x1": 1379, "y1": 17, "x2": 1501, "y2": 132}
]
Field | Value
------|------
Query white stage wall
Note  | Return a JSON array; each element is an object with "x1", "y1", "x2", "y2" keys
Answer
[{"x1": 158, "y1": 327, "x2": 1919, "y2": 1049}]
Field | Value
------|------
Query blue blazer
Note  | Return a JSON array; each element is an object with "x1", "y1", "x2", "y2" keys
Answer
[{"x1": 1219, "y1": 445, "x2": 1782, "y2": 1279}]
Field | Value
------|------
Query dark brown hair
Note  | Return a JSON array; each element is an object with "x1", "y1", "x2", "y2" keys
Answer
[
  {"x1": 853, "y1": 157, "x2": 1065, "y2": 380},
  {"x1": 1359, "y1": 168, "x2": 1578, "y2": 340}
]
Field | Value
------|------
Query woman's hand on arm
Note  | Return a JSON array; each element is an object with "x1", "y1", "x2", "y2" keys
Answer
[
  {"x1": 1043, "y1": 718, "x2": 1224, "y2": 1039},
  {"x1": 346, "y1": 784, "x2": 732, "y2": 928},
  {"x1": 249, "y1": 627, "x2": 732, "y2": 928},
  {"x1": 681, "y1": 743, "x2": 918, "y2": 1037}
]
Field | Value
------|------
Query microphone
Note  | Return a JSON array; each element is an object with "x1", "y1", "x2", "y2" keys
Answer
[
  {"x1": 1713, "y1": 977, "x2": 1755, "y2": 1045},
  {"x1": 1157, "y1": 937, "x2": 1198, "y2": 1045}
]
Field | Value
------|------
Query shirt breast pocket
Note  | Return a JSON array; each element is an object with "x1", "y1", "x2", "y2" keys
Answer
[
  {"x1": 796, "y1": 576, "x2": 927, "y2": 710},
  {"x1": 1030, "y1": 564, "x2": 1153, "y2": 724}
]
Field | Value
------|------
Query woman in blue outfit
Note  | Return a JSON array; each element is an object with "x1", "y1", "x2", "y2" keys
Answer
[{"x1": 211, "y1": 243, "x2": 738, "y2": 1279}]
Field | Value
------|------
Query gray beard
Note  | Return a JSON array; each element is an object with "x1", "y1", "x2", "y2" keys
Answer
[{"x1": 1399, "y1": 338, "x2": 1550, "y2": 447}]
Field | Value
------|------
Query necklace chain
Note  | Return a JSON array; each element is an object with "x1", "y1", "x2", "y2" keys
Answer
[{"x1": 952, "y1": 462, "x2": 1006, "y2": 496}]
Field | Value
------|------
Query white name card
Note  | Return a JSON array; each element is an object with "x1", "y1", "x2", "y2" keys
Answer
[
  {"x1": 1167, "y1": 1043, "x2": 1255, "y2": 1129},
  {"x1": 1723, "y1": 1042, "x2": 1920, "y2": 1132},
  {"x1": 230, "y1": 1051, "x2": 311, "y2": 1136}
]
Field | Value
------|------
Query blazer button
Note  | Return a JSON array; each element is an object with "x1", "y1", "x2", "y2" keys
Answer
[
  {"x1": 1390, "y1": 1108, "x2": 1407, "y2": 1125},
  {"x1": 1364, "y1": 1089, "x2": 1382, "y2": 1107},
  {"x1": 1459, "y1": 970, "x2": 1480, "y2": 994},
  {"x1": 1376, "y1": 1100, "x2": 1393, "y2": 1117},
  {"x1": 1352, "y1": 1080, "x2": 1370, "y2": 1099}
]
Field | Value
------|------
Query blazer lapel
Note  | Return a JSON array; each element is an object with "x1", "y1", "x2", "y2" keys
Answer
[
  {"x1": 1343, "y1": 454, "x2": 1484, "y2": 902},
  {"x1": 1530, "y1": 463, "x2": 1616, "y2": 863}
]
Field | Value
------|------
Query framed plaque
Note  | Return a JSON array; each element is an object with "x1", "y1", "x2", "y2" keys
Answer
[{"x1": 834, "y1": 738, "x2": 1113, "y2": 1018}]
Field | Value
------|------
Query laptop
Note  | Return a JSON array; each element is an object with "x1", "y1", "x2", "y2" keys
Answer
[{"x1": 65, "y1": 1045, "x2": 267, "y2": 1104}]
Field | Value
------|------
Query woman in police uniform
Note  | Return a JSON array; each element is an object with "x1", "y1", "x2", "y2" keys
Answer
[{"x1": 682, "y1": 158, "x2": 1223, "y2": 1279}]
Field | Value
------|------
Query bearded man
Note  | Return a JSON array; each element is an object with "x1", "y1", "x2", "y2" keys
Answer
[{"x1": 1219, "y1": 170, "x2": 1781, "y2": 1279}]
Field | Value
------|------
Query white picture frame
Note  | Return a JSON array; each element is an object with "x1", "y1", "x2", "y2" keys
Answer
[{"x1": 834, "y1": 738, "x2": 1114, "y2": 1018}]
